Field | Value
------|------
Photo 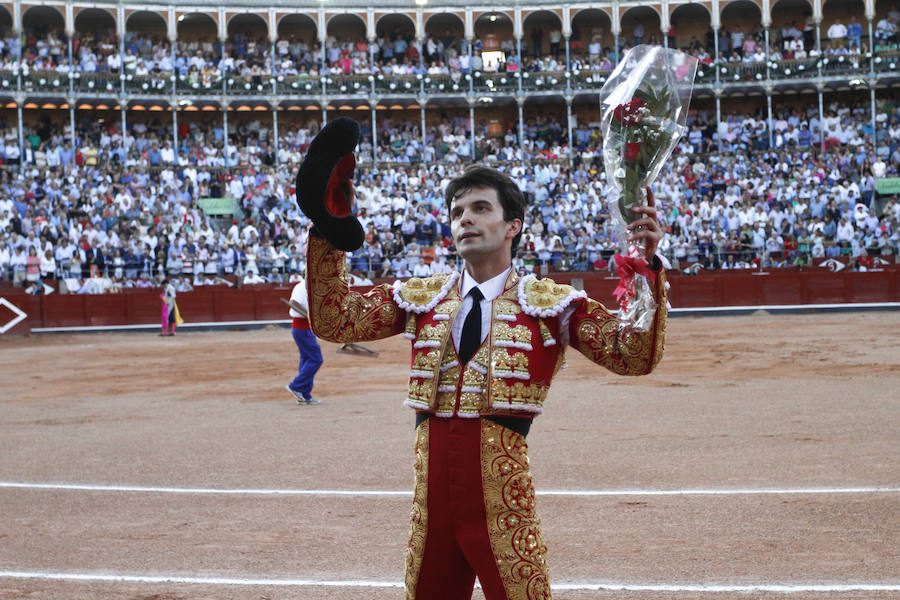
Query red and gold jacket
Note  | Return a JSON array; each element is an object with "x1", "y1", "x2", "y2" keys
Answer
[{"x1": 306, "y1": 235, "x2": 667, "y2": 419}]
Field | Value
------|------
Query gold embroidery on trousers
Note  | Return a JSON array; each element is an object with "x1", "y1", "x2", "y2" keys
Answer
[
  {"x1": 404, "y1": 419, "x2": 429, "y2": 599},
  {"x1": 481, "y1": 421, "x2": 551, "y2": 600}
]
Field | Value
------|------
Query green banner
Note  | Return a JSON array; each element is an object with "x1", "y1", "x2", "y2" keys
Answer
[
  {"x1": 876, "y1": 177, "x2": 900, "y2": 195},
  {"x1": 199, "y1": 197, "x2": 235, "y2": 215}
]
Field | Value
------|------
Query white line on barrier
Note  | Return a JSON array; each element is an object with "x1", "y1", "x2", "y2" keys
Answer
[
  {"x1": 668, "y1": 301, "x2": 900, "y2": 313},
  {"x1": 24, "y1": 302, "x2": 900, "y2": 333},
  {"x1": 1, "y1": 482, "x2": 898, "y2": 497},
  {"x1": 0, "y1": 571, "x2": 400, "y2": 588},
  {"x1": 0, "y1": 571, "x2": 898, "y2": 592}
]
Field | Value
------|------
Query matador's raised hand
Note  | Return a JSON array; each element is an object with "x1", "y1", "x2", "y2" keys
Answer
[{"x1": 295, "y1": 117, "x2": 364, "y2": 251}]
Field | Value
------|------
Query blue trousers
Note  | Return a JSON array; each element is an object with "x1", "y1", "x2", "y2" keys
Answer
[{"x1": 289, "y1": 328, "x2": 323, "y2": 400}]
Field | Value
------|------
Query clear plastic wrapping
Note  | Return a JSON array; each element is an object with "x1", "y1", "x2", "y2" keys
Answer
[{"x1": 599, "y1": 45, "x2": 698, "y2": 330}]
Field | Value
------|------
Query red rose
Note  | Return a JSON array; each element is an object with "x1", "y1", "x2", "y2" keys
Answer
[
  {"x1": 613, "y1": 98, "x2": 646, "y2": 127},
  {"x1": 625, "y1": 142, "x2": 641, "y2": 162}
]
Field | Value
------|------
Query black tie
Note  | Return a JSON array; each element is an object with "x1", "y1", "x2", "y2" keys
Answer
[{"x1": 458, "y1": 287, "x2": 484, "y2": 366}]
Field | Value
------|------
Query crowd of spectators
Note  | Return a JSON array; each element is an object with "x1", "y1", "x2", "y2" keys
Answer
[
  {"x1": 3, "y1": 6, "x2": 898, "y2": 90},
  {"x1": 1, "y1": 96, "x2": 899, "y2": 294}
]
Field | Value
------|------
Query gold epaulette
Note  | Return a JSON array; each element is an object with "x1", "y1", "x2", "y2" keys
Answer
[
  {"x1": 517, "y1": 274, "x2": 587, "y2": 318},
  {"x1": 392, "y1": 271, "x2": 460, "y2": 314}
]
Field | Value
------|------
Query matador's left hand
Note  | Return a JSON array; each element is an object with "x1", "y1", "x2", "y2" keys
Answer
[{"x1": 627, "y1": 187, "x2": 664, "y2": 260}]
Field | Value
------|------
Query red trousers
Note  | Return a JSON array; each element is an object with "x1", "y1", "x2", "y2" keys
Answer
[{"x1": 405, "y1": 417, "x2": 551, "y2": 600}]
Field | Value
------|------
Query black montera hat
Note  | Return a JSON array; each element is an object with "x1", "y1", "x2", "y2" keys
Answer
[{"x1": 295, "y1": 117, "x2": 364, "y2": 251}]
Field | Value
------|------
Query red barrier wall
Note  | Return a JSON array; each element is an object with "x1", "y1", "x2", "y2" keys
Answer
[{"x1": 1, "y1": 267, "x2": 897, "y2": 335}]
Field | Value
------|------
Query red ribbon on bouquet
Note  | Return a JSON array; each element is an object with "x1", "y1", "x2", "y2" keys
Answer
[{"x1": 613, "y1": 254, "x2": 657, "y2": 308}]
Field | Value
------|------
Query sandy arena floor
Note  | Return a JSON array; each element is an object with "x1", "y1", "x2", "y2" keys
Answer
[{"x1": 0, "y1": 311, "x2": 898, "y2": 599}]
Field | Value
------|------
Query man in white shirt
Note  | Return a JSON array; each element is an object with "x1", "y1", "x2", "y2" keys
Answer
[
  {"x1": 836, "y1": 216, "x2": 855, "y2": 242},
  {"x1": 285, "y1": 275, "x2": 323, "y2": 405},
  {"x1": 412, "y1": 257, "x2": 431, "y2": 277},
  {"x1": 827, "y1": 19, "x2": 848, "y2": 43},
  {"x1": 875, "y1": 17, "x2": 895, "y2": 42},
  {"x1": 160, "y1": 142, "x2": 175, "y2": 164}
]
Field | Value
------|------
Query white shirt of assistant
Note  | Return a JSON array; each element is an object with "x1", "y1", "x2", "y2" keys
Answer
[{"x1": 289, "y1": 279, "x2": 309, "y2": 318}]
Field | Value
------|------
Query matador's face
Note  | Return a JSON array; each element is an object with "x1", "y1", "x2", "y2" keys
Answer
[{"x1": 449, "y1": 186, "x2": 520, "y2": 266}]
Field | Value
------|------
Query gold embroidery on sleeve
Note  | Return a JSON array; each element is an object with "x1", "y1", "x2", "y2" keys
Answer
[{"x1": 307, "y1": 236, "x2": 404, "y2": 342}]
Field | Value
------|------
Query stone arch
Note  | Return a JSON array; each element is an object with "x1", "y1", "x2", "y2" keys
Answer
[
  {"x1": 720, "y1": 0, "x2": 763, "y2": 33},
  {"x1": 126, "y1": 10, "x2": 167, "y2": 38},
  {"x1": 473, "y1": 11, "x2": 514, "y2": 52},
  {"x1": 523, "y1": 9, "x2": 563, "y2": 59},
  {"x1": 124, "y1": 10, "x2": 168, "y2": 63},
  {"x1": 424, "y1": 12, "x2": 464, "y2": 39},
  {"x1": 277, "y1": 13, "x2": 318, "y2": 46},
  {"x1": 621, "y1": 6, "x2": 663, "y2": 48},
  {"x1": 0, "y1": 5, "x2": 13, "y2": 33},
  {"x1": 73, "y1": 7, "x2": 116, "y2": 34},
  {"x1": 177, "y1": 13, "x2": 217, "y2": 43},
  {"x1": 423, "y1": 13, "x2": 465, "y2": 64},
  {"x1": 669, "y1": 3, "x2": 713, "y2": 51},
  {"x1": 571, "y1": 8, "x2": 613, "y2": 57},
  {"x1": 375, "y1": 13, "x2": 416, "y2": 44},
  {"x1": 720, "y1": 0, "x2": 763, "y2": 57},
  {"x1": 770, "y1": 0, "x2": 814, "y2": 50},
  {"x1": 326, "y1": 13, "x2": 367, "y2": 44},
  {"x1": 227, "y1": 13, "x2": 268, "y2": 42},
  {"x1": 22, "y1": 5, "x2": 64, "y2": 36}
]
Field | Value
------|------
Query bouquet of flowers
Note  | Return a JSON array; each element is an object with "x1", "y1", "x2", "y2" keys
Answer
[{"x1": 599, "y1": 45, "x2": 697, "y2": 331}]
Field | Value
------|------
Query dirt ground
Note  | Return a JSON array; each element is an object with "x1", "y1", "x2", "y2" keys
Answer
[{"x1": 0, "y1": 311, "x2": 898, "y2": 600}]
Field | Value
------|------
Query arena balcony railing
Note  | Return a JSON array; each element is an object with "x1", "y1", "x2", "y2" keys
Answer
[
  {"x1": 373, "y1": 73, "x2": 419, "y2": 95},
  {"x1": 870, "y1": 50, "x2": 899, "y2": 72},
  {"x1": 22, "y1": 70, "x2": 69, "y2": 95},
  {"x1": 171, "y1": 72, "x2": 219, "y2": 95},
  {"x1": 693, "y1": 63, "x2": 717, "y2": 85},
  {"x1": 9, "y1": 53, "x2": 900, "y2": 102},
  {"x1": 569, "y1": 68, "x2": 613, "y2": 90},
  {"x1": 72, "y1": 71, "x2": 120, "y2": 95},
  {"x1": 283, "y1": 75, "x2": 321, "y2": 95},
  {"x1": 422, "y1": 73, "x2": 465, "y2": 93},
  {"x1": 319, "y1": 74, "x2": 365, "y2": 95},
  {"x1": 126, "y1": 72, "x2": 171, "y2": 94},
  {"x1": 224, "y1": 74, "x2": 271, "y2": 96},
  {"x1": 520, "y1": 70, "x2": 569, "y2": 92},
  {"x1": 820, "y1": 54, "x2": 868, "y2": 76},
  {"x1": 471, "y1": 71, "x2": 518, "y2": 94}
]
